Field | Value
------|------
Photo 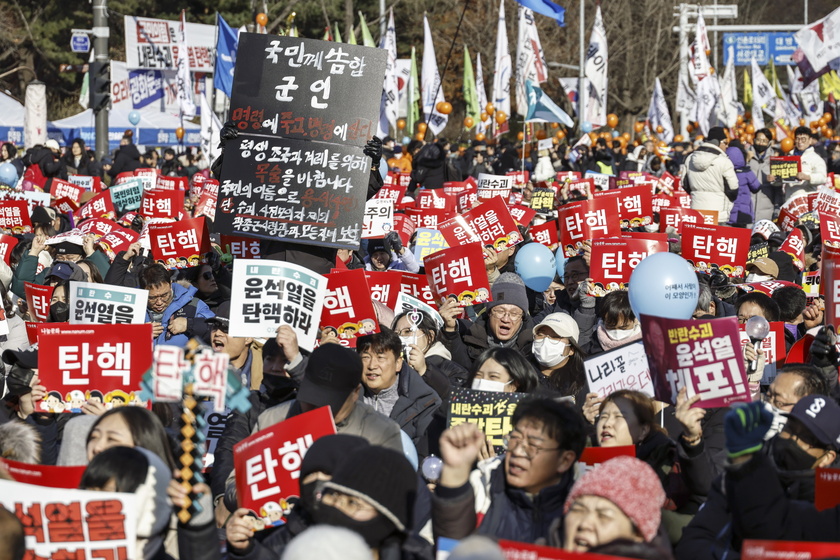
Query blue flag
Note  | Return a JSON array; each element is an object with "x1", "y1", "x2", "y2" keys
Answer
[
  {"x1": 525, "y1": 80, "x2": 575, "y2": 126},
  {"x1": 514, "y1": 0, "x2": 565, "y2": 26},
  {"x1": 214, "y1": 13, "x2": 238, "y2": 97}
]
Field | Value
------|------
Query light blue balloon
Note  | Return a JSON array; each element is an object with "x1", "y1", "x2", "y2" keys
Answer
[
  {"x1": 612, "y1": 130, "x2": 620, "y2": 137},
  {"x1": 581, "y1": 121, "x2": 593, "y2": 133},
  {"x1": 128, "y1": 110, "x2": 141, "y2": 125},
  {"x1": 379, "y1": 156, "x2": 388, "y2": 181},
  {"x1": 399, "y1": 430, "x2": 418, "y2": 470},
  {"x1": 628, "y1": 252, "x2": 699, "y2": 320},
  {"x1": 0, "y1": 163, "x2": 17, "y2": 187},
  {"x1": 554, "y1": 247, "x2": 567, "y2": 279},
  {"x1": 402, "y1": 136, "x2": 411, "y2": 145},
  {"x1": 514, "y1": 242, "x2": 556, "y2": 292}
]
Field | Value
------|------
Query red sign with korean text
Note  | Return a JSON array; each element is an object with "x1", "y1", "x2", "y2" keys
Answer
[
  {"x1": 385, "y1": 171, "x2": 411, "y2": 188},
  {"x1": 737, "y1": 280, "x2": 803, "y2": 296},
  {"x1": 0, "y1": 200, "x2": 31, "y2": 234},
  {"x1": 815, "y1": 468, "x2": 840, "y2": 511},
  {"x1": 77, "y1": 190, "x2": 116, "y2": 221},
  {"x1": 681, "y1": 223, "x2": 751, "y2": 276},
  {"x1": 234, "y1": 407, "x2": 336, "y2": 528},
  {"x1": 399, "y1": 271, "x2": 437, "y2": 308},
  {"x1": 657, "y1": 172, "x2": 680, "y2": 195},
  {"x1": 641, "y1": 314, "x2": 751, "y2": 409},
  {"x1": 820, "y1": 212, "x2": 840, "y2": 248},
  {"x1": 320, "y1": 269, "x2": 379, "y2": 346},
  {"x1": 149, "y1": 217, "x2": 211, "y2": 269},
  {"x1": 509, "y1": 204, "x2": 537, "y2": 227},
  {"x1": 556, "y1": 171, "x2": 581, "y2": 183},
  {"x1": 221, "y1": 235, "x2": 262, "y2": 259},
  {"x1": 455, "y1": 187, "x2": 479, "y2": 213},
  {"x1": 98, "y1": 227, "x2": 140, "y2": 261},
  {"x1": 25, "y1": 282, "x2": 53, "y2": 322},
  {"x1": 496, "y1": 539, "x2": 624, "y2": 560},
  {"x1": 50, "y1": 179, "x2": 86, "y2": 203},
  {"x1": 589, "y1": 238, "x2": 668, "y2": 292},
  {"x1": 461, "y1": 196, "x2": 522, "y2": 252},
  {"x1": 595, "y1": 185, "x2": 654, "y2": 228},
  {"x1": 141, "y1": 189, "x2": 185, "y2": 220},
  {"x1": 424, "y1": 243, "x2": 492, "y2": 307},
  {"x1": 558, "y1": 199, "x2": 621, "y2": 257},
  {"x1": 0, "y1": 234, "x2": 18, "y2": 266},
  {"x1": 529, "y1": 220, "x2": 559, "y2": 249},
  {"x1": 777, "y1": 195, "x2": 811, "y2": 232},
  {"x1": 578, "y1": 446, "x2": 636, "y2": 472},
  {"x1": 52, "y1": 197, "x2": 80, "y2": 216},
  {"x1": 659, "y1": 207, "x2": 717, "y2": 233},
  {"x1": 813, "y1": 188, "x2": 840, "y2": 215},
  {"x1": 365, "y1": 270, "x2": 403, "y2": 310},
  {"x1": 37, "y1": 323, "x2": 153, "y2": 412},
  {"x1": 156, "y1": 175, "x2": 188, "y2": 191},
  {"x1": 78, "y1": 217, "x2": 118, "y2": 238},
  {"x1": 372, "y1": 183, "x2": 407, "y2": 206},
  {"x1": 823, "y1": 245, "x2": 840, "y2": 335},
  {"x1": 392, "y1": 213, "x2": 416, "y2": 246},
  {"x1": 567, "y1": 178, "x2": 594, "y2": 198},
  {"x1": 779, "y1": 228, "x2": 806, "y2": 270},
  {"x1": 0, "y1": 458, "x2": 85, "y2": 489},
  {"x1": 194, "y1": 178, "x2": 219, "y2": 220},
  {"x1": 416, "y1": 189, "x2": 456, "y2": 213},
  {"x1": 742, "y1": 540, "x2": 840, "y2": 560},
  {"x1": 404, "y1": 207, "x2": 449, "y2": 230}
]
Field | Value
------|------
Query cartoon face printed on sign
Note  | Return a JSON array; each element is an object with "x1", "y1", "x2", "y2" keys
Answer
[
  {"x1": 65, "y1": 390, "x2": 86, "y2": 411},
  {"x1": 105, "y1": 390, "x2": 131, "y2": 408},
  {"x1": 86, "y1": 390, "x2": 104, "y2": 403},
  {"x1": 459, "y1": 291, "x2": 476, "y2": 306},
  {"x1": 260, "y1": 502, "x2": 284, "y2": 525},
  {"x1": 339, "y1": 323, "x2": 358, "y2": 339},
  {"x1": 493, "y1": 237, "x2": 509, "y2": 252},
  {"x1": 358, "y1": 319, "x2": 377, "y2": 335},
  {"x1": 475, "y1": 287, "x2": 490, "y2": 303}
]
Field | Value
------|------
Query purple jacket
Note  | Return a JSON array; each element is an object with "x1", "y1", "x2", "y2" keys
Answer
[{"x1": 727, "y1": 146, "x2": 761, "y2": 223}]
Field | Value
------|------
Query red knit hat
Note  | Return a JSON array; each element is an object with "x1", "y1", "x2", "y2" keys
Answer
[{"x1": 563, "y1": 456, "x2": 665, "y2": 542}]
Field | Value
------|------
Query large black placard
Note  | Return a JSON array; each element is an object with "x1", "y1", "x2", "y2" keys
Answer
[{"x1": 229, "y1": 34, "x2": 386, "y2": 147}]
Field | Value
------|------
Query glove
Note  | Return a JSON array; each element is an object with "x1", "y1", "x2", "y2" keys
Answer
[
  {"x1": 220, "y1": 120, "x2": 240, "y2": 142},
  {"x1": 363, "y1": 136, "x2": 383, "y2": 164},
  {"x1": 385, "y1": 231, "x2": 403, "y2": 254},
  {"x1": 576, "y1": 280, "x2": 596, "y2": 309},
  {"x1": 724, "y1": 402, "x2": 773, "y2": 458},
  {"x1": 809, "y1": 326, "x2": 839, "y2": 368}
]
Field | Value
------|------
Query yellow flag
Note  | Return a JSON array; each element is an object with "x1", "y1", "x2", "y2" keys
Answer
[{"x1": 743, "y1": 68, "x2": 752, "y2": 107}]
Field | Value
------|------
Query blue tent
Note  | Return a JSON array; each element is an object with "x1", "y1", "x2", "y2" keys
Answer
[{"x1": 0, "y1": 92, "x2": 25, "y2": 146}]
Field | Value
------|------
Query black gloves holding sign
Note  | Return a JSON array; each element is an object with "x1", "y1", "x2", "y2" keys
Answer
[
  {"x1": 210, "y1": 121, "x2": 240, "y2": 180},
  {"x1": 364, "y1": 136, "x2": 383, "y2": 168}
]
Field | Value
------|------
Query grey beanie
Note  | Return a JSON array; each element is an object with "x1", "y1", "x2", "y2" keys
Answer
[{"x1": 486, "y1": 272, "x2": 529, "y2": 314}]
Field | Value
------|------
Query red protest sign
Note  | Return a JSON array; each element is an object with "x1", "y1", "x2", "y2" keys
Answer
[
  {"x1": 114, "y1": 171, "x2": 135, "y2": 185},
  {"x1": 0, "y1": 234, "x2": 18, "y2": 266},
  {"x1": 234, "y1": 407, "x2": 336, "y2": 527},
  {"x1": 77, "y1": 190, "x2": 116, "y2": 221},
  {"x1": 25, "y1": 282, "x2": 53, "y2": 322},
  {"x1": 443, "y1": 179, "x2": 473, "y2": 197},
  {"x1": 595, "y1": 185, "x2": 654, "y2": 228},
  {"x1": 0, "y1": 458, "x2": 85, "y2": 489},
  {"x1": 399, "y1": 271, "x2": 437, "y2": 308},
  {"x1": 52, "y1": 197, "x2": 80, "y2": 215},
  {"x1": 365, "y1": 270, "x2": 403, "y2": 310},
  {"x1": 578, "y1": 446, "x2": 636, "y2": 471},
  {"x1": 0, "y1": 200, "x2": 31, "y2": 234},
  {"x1": 98, "y1": 227, "x2": 140, "y2": 261},
  {"x1": 556, "y1": 171, "x2": 581, "y2": 183},
  {"x1": 737, "y1": 280, "x2": 803, "y2": 296},
  {"x1": 68, "y1": 174, "x2": 103, "y2": 193},
  {"x1": 681, "y1": 223, "x2": 751, "y2": 277},
  {"x1": 194, "y1": 178, "x2": 220, "y2": 220},
  {"x1": 558, "y1": 199, "x2": 621, "y2": 258},
  {"x1": 50, "y1": 179, "x2": 86, "y2": 203},
  {"x1": 529, "y1": 220, "x2": 559, "y2": 249},
  {"x1": 813, "y1": 188, "x2": 840, "y2": 215},
  {"x1": 589, "y1": 238, "x2": 668, "y2": 292},
  {"x1": 190, "y1": 173, "x2": 207, "y2": 198},
  {"x1": 221, "y1": 235, "x2": 262, "y2": 259},
  {"x1": 424, "y1": 243, "x2": 492, "y2": 307},
  {"x1": 506, "y1": 170, "x2": 529, "y2": 188},
  {"x1": 320, "y1": 269, "x2": 379, "y2": 346},
  {"x1": 823, "y1": 245, "x2": 840, "y2": 334},
  {"x1": 416, "y1": 189, "x2": 456, "y2": 213},
  {"x1": 37, "y1": 323, "x2": 153, "y2": 411},
  {"x1": 372, "y1": 183, "x2": 407, "y2": 206},
  {"x1": 156, "y1": 175, "x2": 188, "y2": 191},
  {"x1": 820, "y1": 212, "x2": 840, "y2": 248},
  {"x1": 385, "y1": 171, "x2": 411, "y2": 188},
  {"x1": 509, "y1": 204, "x2": 537, "y2": 226},
  {"x1": 392, "y1": 213, "x2": 416, "y2": 246},
  {"x1": 141, "y1": 189, "x2": 185, "y2": 220},
  {"x1": 657, "y1": 172, "x2": 680, "y2": 194},
  {"x1": 779, "y1": 228, "x2": 806, "y2": 270},
  {"x1": 460, "y1": 196, "x2": 522, "y2": 252},
  {"x1": 496, "y1": 539, "x2": 624, "y2": 560},
  {"x1": 404, "y1": 207, "x2": 449, "y2": 230},
  {"x1": 567, "y1": 178, "x2": 594, "y2": 198},
  {"x1": 149, "y1": 217, "x2": 211, "y2": 269},
  {"x1": 437, "y1": 216, "x2": 481, "y2": 248},
  {"x1": 815, "y1": 468, "x2": 840, "y2": 511},
  {"x1": 742, "y1": 540, "x2": 840, "y2": 560},
  {"x1": 622, "y1": 231, "x2": 670, "y2": 245},
  {"x1": 79, "y1": 217, "x2": 118, "y2": 238},
  {"x1": 659, "y1": 207, "x2": 717, "y2": 233},
  {"x1": 641, "y1": 314, "x2": 750, "y2": 409},
  {"x1": 455, "y1": 187, "x2": 479, "y2": 213},
  {"x1": 777, "y1": 195, "x2": 810, "y2": 232}
]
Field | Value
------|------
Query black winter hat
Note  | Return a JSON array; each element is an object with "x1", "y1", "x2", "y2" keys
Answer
[
  {"x1": 323, "y1": 446, "x2": 417, "y2": 533},
  {"x1": 300, "y1": 434, "x2": 370, "y2": 481},
  {"x1": 297, "y1": 344, "x2": 363, "y2": 416},
  {"x1": 707, "y1": 127, "x2": 728, "y2": 143}
]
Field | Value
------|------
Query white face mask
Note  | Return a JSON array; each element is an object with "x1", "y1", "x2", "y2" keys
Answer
[
  {"x1": 605, "y1": 322, "x2": 641, "y2": 341},
  {"x1": 471, "y1": 378, "x2": 511, "y2": 392},
  {"x1": 763, "y1": 401, "x2": 788, "y2": 441},
  {"x1": 746, "y1": 273, "x2": 773, "y2": 283},
  {"x1": 532, "y1": 338, "x2": 569, "y2": 368},
  {"x1": 399, "y1": 335, "x2": 416, "y2": 348}
]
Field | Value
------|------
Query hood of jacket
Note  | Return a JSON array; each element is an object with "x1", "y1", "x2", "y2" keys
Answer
[
  {"x1": 726, "y1": 146, "x2": 747, "y2": 168},
  {"x1": 691, "y1": 142, "x2": 726, "y2": 172}
]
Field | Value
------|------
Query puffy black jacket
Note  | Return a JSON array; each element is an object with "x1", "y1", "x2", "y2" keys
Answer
[
  {"x1": 440, "y1": 313, "x2": 535, "y2": 371},
  {"x1": 109, "y1": 143, "x2": 143, "y2": 179}
]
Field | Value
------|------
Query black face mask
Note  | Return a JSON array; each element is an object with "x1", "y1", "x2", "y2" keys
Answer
[
  {"x1": 300, "y1": 480, "x2": 327, "y2": 512},
  {"x1": 313, "y1": 503, "x2": 397, "y2": 548},
  {"x1": 49, "y1": 301, "x2": 69, "y2": 323},
  {"x1": 771, "y1": 436, "x2": 818, "y2": 472},
  {"x1": 754, "y1": 143, "x2": 769, "y2": 154}
]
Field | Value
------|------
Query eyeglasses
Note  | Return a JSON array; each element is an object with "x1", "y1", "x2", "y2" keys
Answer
[
  {"x1": 763, "y1": 391, "x2": 797, "y2": 411},
  {"x1": 564, "y1": 270, "x2": 587, "y2": 282},
  {"x1": 490, "y1": 308, "x2": 523, "y2": 321},
  {"x1": 502, "y1": 432, "x2": 560, "y2": 459},
  {"x1": 202, "y1": 271, "x2": 214, "y2": 281},
  {"x1": 320, "y1": 491, "x2": 378, "y2": 520}
]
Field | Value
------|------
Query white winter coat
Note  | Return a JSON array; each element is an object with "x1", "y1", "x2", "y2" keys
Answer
[{"x1": 682, "y1": 142, "x2": 739, "y2": 222}]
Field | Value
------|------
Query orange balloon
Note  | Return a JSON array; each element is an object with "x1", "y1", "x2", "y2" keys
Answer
[
  {"x1": 517, "y1": 131, "x2": 525, "y2": 141},
  {"x1": 175, "y1": 127, "x2": 185, "y2": 141},
  {"x1": 823, "y1": 126, "x2": 833, "y2": 138},
  {"x1": 256, "y1": 12, "x2": 268, "y2": 26},
  {"x1": 536, "y1": 129, "x2": 547, "y2": 140},
  {"x1": 552, "y1": 137, "x2": 559, "y2": 145},
  {"x1": 621, "y1": 132, "x2": 631, "y2": 141},
  {"x1": 607, "y1": 114, "x2": 619, "y2": 128},
  {"x1": 556, "y1": 129, "x2": 566, "y2": 140},
  {"x1": 588, "y1": 132, "x2": 599, "y2": 143},
  {"x1": 634, "y1": 121, "x2": 645, "y2": 133},
  {"x1": 495, "y1": 111, "x2": 506, "y2": 125},
  {"x1": 463, "y1": 116, "x2": 475, "y2": 128},
  {"x1": 480, "y1": 111, "x2": 488, "y2": 122},
  {"x1": 417, "y1": 122, "x2": 428, "y2": 133},
  {"x1": 736, "y1": 115, "x2": 744, "y2": 125},
  {"x1": 485, "y1": 103, "x2": 495, "y2": 115},
  {"x1": 709, "y1": 67, "x2": 715, "y2": 75},
  {"x1": 824, "y1": 112, "x2": 833, "y2": 121},
  {"x1": 810, "y1": 120, "x2": 821, "y2": 129},
  {"x1": 550, "y1": 122, "x2": 560, "y2": 129},
  {"x1": 396, "y1": 118, "x2": 406, "y2": 130},
  {"x1": 781, "y1": 137, "x2": 794, "y2": 153},
  {"x1": 475, "y1": 132, "x2": 486, "y2": 142},
  {"x1": 436, "y1": 101, "x2": 453, "y2": 115},
  {"x1": 656, "y1": 125, "x2": 664, "y2": 134},
  {"x1": 745, "y1": 124, "x2": 755, "y2": 135},
  {"x1": 799, "y1": 118, "x2": 806, "y2": 127},
  {"x1": 673, "y1": 134, "x2": 684, "y2": 143}
]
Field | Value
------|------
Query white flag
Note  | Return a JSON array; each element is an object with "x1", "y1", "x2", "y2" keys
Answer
[
  {"x1": 676, "y1": 72, "x2": 696, "y2": 115},
  {"x1": 691, "y1": 75, "x2": 719, "y2": 136},
  {"x1": 421, "y1": 14, "x2": 448, "y2": 136},
  {"x1": 200, "y1": 93, "x2": 222, "y2": 164},
  {"x1": 791, "y1": 66, "x2": 822, "y2": 122},
  {"x1": 492, "y1": 0, "x2": 512, "y2": 118},
  {"x1": 583, "y1": 6, "x2": 608, "y2": 127},
  {"x1": 378, "y1": 9, "x2": 399, "y2": 139},
  {"x1": 750, "y1": 58, "x2": 776, "y2": 130},
  {"x1": 689, "y1": 14, "x2": 712, "y2": 84},
  {"x1": 717, "y1": 47, "x2": 740, "y2": 128},
  {"x1": 515, "y1": 7, "x2": 547, "y2": 117},
  {"x1": 647, "y1": 78, "x2": 674, "y2": 143},
  {"x1": 176, "y1": 10, "x2": 197, "y2": 119},
  {"x1": 476, "y1": 52, "x2": 489, "y2": 134}
]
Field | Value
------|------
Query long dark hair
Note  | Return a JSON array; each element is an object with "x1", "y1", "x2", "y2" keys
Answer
[
  {"x1": 545, "y1": 340, "x2": 588, "y2": 398},
  {"x1": 468, "y1": 347, "x2": 541, "y2": 393},
  {"x1": 87, "y1": 407, "x2": 176, "y2": 470},
  {"x1": 80, "y1": 446, "x2": 148, "y2": 492}
]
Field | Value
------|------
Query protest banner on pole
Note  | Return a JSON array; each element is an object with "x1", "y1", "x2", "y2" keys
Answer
[
  {"x1": 681, "y1": 223, "x2": 751, "y2": 277},
  {"x1": 234, "y1": 406, "x2": 336, "y2": 528},
  {"x1": 558, "y1": 198, "x2": 621, "y2": 257},
  {"x1": 0, "y1": 479, "x2": 138, "y2": 559},
  {"x1": 584, "y1": 341, "x2": 654, "y2": 398},
  {"x1": 37, "y1": 324, "x2": 153, "y2": 412},
  {"x1": 24, "y1": 282, "x2": 53, "y2": 322},
  {"x1": 0, "y1": 458, "x2": 86, "y2": 489},
  {"x1": 424, "y1": 243, "x2": 492, "y2": 307},
  {"x1": 589, "y1": 238, "x2": 668, "y2": 293},
  {"x1": 69, "y1": 282, "x2": 149, "y2": 325},
  {"x1": 447, "y1": 387, "x2": 527, "y2": 455},
  {"x1": 320, "y1": 269, "x2": 379, "y2": 345},
  {"x1": 148, "y1": 217, "x2": 210, "y2": 269},
  {"x1": 229, "y1": 259, "x2": 327, "y2": 351},
  {"x1": 641, "y1": 314, "x2": 750, "y2": 408}
]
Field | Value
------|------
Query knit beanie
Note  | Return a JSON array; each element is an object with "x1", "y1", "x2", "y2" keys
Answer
[
  {"x1": 707, "y1": 127, "x2": 727, "y2": 143},
  {"x1": 300, "y1": 435, "x2": 370, "y2": 481},
  {"x1": 322, "y1": 446, "x2": 417, "y2": 533},
  {"x1": 564, "y1": 456, "x2": 665, "y2": 542},
  {"x1": 486, "y1": 272, "x2": 529, "y2": 315}
]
